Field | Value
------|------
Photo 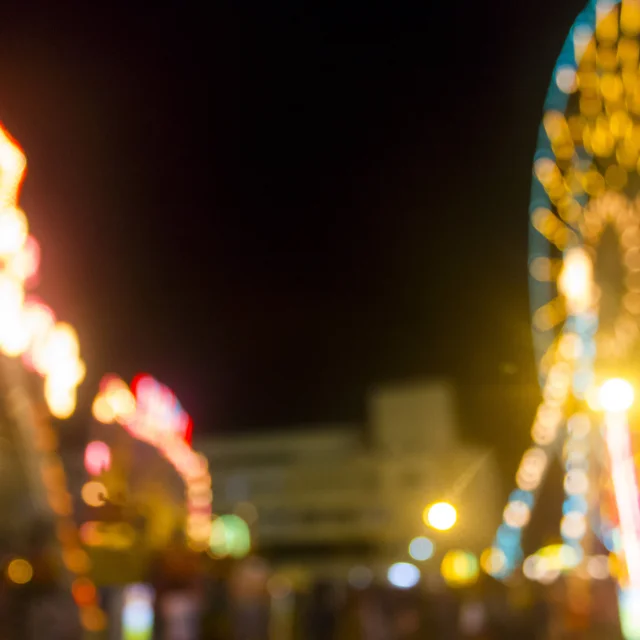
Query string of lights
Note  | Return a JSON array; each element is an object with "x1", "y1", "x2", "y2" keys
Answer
[
  {"x1": 0, "y1": 122, "x2": 105, "y2": 633},
  {"x1": 91, "y1": 374, "x2": 213, "y2": 551}
]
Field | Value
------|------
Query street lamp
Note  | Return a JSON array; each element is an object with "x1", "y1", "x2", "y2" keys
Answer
[{"x1": 424, "y1": 501, "x2": 457, "y2": 531}]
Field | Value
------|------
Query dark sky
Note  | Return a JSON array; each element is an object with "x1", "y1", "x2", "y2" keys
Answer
[{"x1": 0, "y1": 1, "x2": 587, "y2": 477}]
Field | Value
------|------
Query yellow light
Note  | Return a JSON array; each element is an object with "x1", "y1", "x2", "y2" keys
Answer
[
  {"x1": 92, "y1": 394, "x2": 115, "y2": 424},
  {"x1": 599, "y1": 378, "x2": 635, "y2": 412},
  {"x1": 108, "y1": 387, "x2": 136, "y2": 421},
  {"x1": 0, "y1": 207, "x2": 28, "y2": 257},
  {"x1": 44, "y1": 382, "x2": 77, "y2": 419},
  {"x1": 6, "y1": 558, "x2": 33, "y2": 585},
  {"x1": 424, "y1": 501, "x2": 457, "y2": 531},
  {"x1": 558, "y1": 247, "x2": 593, "y2": 312},
  {"x1": 441, "y1": 550, "x2": 479, "y2": 587}
]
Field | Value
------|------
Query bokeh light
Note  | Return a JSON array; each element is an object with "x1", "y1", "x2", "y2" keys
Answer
[
  {"x1": 84, "y1": 441, "x2": 111, "y2": 476},
  {"x1": 441, "y1": 550, "x2": 479, "y2": 588},
  {"x1": 408, "y1": 536, "x2": 434, "y2": 561},
  {"x1": 387, "y1": 562, "x2": 420, "y2": 589},
  {"x1": 209, "y1": 515, "x2": 251, "y2": 559},
  {"x1": 6, "y1": 558, "x2": 32, "y2": 585},
  {"x1": 424, "y1": 501, "x2": 457, "y2": 531},
  {"x1": 81, "y1": 481, "x2": 108, "y2": 507},
  {"x1": 599, "y1": 378, "x2": 635, "y2": 412}
]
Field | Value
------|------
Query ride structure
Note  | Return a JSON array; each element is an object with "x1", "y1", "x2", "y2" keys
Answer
[
  {"x1": 0, "y1": 123, "x2": 106, "y2": 634},
  {"x1": 484, "y1": 1, "x2": 640, "y2": 636}
]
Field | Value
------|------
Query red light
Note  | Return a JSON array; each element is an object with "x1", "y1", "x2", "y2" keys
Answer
[
  {"x1": 131, "y1": 373, "x2": 192, "y2": 444},
  {"x1": 72, "y1": 578, "x2": 97, "y2": 607}
]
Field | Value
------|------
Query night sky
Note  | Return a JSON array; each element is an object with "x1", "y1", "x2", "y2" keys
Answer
[{"x1": 0, "y1": 1, "x2": 588, "y2": 487}]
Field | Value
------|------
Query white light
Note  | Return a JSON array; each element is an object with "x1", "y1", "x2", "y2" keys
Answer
[
  {"x1": 387, "y1": 563, "x2": 420, "y2": 589},
  {"x1": 556, "y1": 66, "x2": 577, "y2": 93},
  {"x1": 561, "y1": 513, "x2": 587, "y2": 540},
  {"x1": 587, "y1": 555, "x2": 610, "y2": 580},
  {"x1": 523, "y1": 555, "x2": 540, "y2": 580},
  {"x1": 480, "y1": 548, "x2": 507, "y2": 576},
  {"x1": 425, "y1": 502, "x2": 457, "y2": 531},
  {"x1": 604, "y1": 409, "x2": 640, "y2": 588},
  {"x1": 600, "y1": 379, "x2": 635, "y2": 413},
  {"x1": 503, "y1": 500, "x2": 531, "y2": 528},
  {"x1": 567, "y1": 413, "x2": 591, "y2": 439},
  {"x1": 538, "y1": 568, "x2": 561, "y2": 585},
  {"x1": 409, "y1": 537, "x2": 434, "y2": 562},
  {"x1": 564, "y1": 469, "x2": 589, "y2": 496},
  {"x1": 558, "y1": 247, "x2": 593, "y2": 313}
]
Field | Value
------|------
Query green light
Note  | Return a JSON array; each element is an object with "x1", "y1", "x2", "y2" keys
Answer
[{"x1": 210, "y1": 515, "x2": 251, "y2": 559}]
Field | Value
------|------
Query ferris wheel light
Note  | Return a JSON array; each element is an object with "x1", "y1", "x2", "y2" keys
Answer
[
  {"x1": 558, "y1": 247, "x2": 593, "y2": 313},
  {"x1": 599, "y1": 378, "x2": 635, "y2": 413}
]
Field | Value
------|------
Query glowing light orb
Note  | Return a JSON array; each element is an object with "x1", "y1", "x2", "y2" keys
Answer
[
  {"x1": 122, "y1": 584, "x2": 155, "y2": 640},
  {"x1": 424, "y1": 501, "x2": 457, "y2": 531},
  {"x1": 599, "y1": 378, "x2": 635, "y2": 413},
  {"x1": 84, "y1": 441, "x2": 111, "y2": 476},
  {"x1": 81, "y1": 481, "x2": 108, "y2": 507},
  {"x1": 387, "y1": 562, "x2": 420, "y2": 589},
  {"x1": 558, "y1": 247, "x2": 593, "y2": 313},
  {"x1": 441, "y1": 550, "x2": 479, "y2": 587},
  {"x1": 72, "y1": 577, "x2": 97, "y2": 607},
  {"x1": 209, "y1": 515, "x2": 251, "y2": 559},
  {"x1": 408, "y1": 536, "x2": 434, "y2": 561},
  {"x1": 6, "y1": 558, "x2": 33, "y2": 585},
  {"x1": 480, "y1": 547, "x2": 507, "y2": 577}
]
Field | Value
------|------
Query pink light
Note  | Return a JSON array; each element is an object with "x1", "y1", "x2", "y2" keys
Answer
[
  {"x1": 605, "y1": 411, "x2": 640, "y2": 588},
  {"x1": 85, "y1": 441, "x2": 111, "y2": 476},
  {"x1": 131, "y1": 374, "x2": 192, "y2": 444},
  {"x1": 94, "y1": 373, "x2": 211, "y2": 545}
]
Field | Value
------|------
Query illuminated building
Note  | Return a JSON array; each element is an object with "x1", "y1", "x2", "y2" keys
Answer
[{"x1": 197, "y1": 381, "x2": 501, "y2": 582}]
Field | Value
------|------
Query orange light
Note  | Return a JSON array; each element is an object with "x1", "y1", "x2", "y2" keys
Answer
[
  {"x1": 72, "y1": 577, "x2": 97, "y2": 607},
  {"x1": 80, "y1": 605, "x2": 107, "y2": 632},
  {"x1": 81, "y1": 481, "x2": 108, "y2": 507},
  {"x1": 62, "y1": 549, "x2": 91, "y2": 574},
  {"x1": 6, "y1": 559, "x2": 33, "y2": 585}
]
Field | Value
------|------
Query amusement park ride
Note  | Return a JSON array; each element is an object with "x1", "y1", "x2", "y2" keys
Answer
[
  {"x1": 0, "y1": 123, "x2": 214, "y2": 635},
  {"x1": 483, "y1": 0, "x2": 640, "y2": 636},
  {"x1": 10, "y1": 0, "x2": 640, "y2": 637}
]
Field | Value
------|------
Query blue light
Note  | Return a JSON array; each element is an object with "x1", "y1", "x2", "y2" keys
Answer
[
  {"x1": 496, "y1": 524, "x2": 522, "y2": 549},
  {"x1": 508, "y1": 489, "x2": 535, "y2": 508},
  {"x1": 387, "y1": 563, "x2": 420, "y2": 589},
  {"x1": 562, "y1": 495, "x2": 588, "y2": 515}
]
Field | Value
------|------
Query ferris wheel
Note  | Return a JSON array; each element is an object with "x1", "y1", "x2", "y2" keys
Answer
[{"x1": 485, "y1": 1, "x2": 640, "y2": 637}]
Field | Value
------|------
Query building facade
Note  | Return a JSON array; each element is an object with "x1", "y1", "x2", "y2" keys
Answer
[{"x1": 197, "y1": 380, "x2": 502, "y2": 584}]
